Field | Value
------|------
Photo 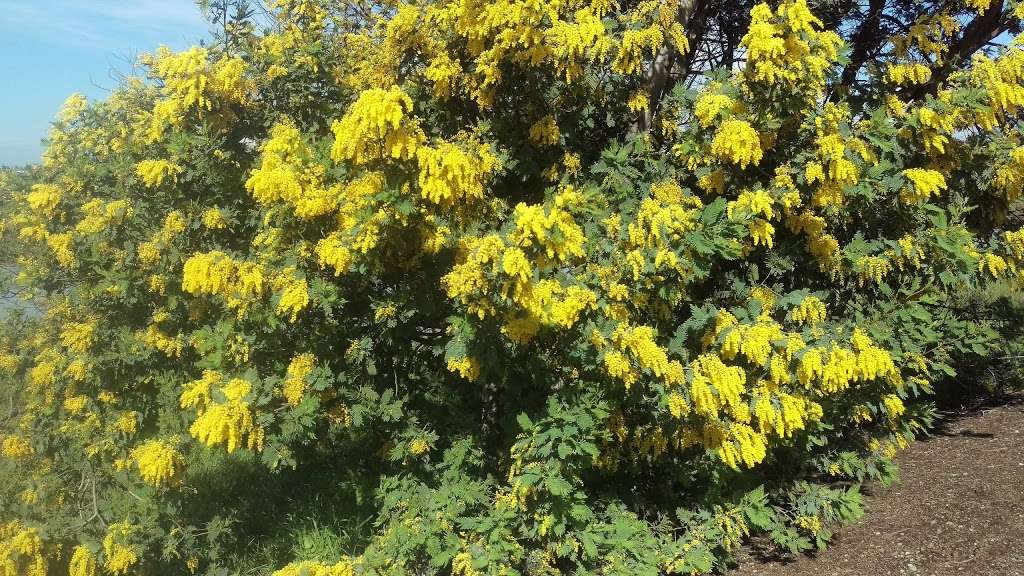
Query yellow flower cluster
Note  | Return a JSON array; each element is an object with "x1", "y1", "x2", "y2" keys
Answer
[
  {"x1": 914, "y1": 106, "x2": 955, "y2": 154},
  {"x1": 0, "y1": 436, "x2": 32, "y2": 459},
  {"x1": 273, "y1": 272, "x2": 310, "y2": 322},
  {"x1": 102, "y1": 523, "x2": 138, "y2": 576},
  {"x1": 694, "y1": 92, "x2": 735, "y2": 128},
  {"x1": 606, "y1": 324, "x2": 685, "y2": 390},
  {"x1": 796, "y1": 329, "x2": 897, "y2": 393},
  {"x1": 902, "y1": 168, "x2": 947, "y2": 203},
  {"x1": 528, "y1": 116, "x2": 560, "y2": 147},
  {"x1": 711, "y1": 120, "x2": 762, "y2": 169},
  {"x1": 882, "y1": 394, "x2": 906, "y2": 420},
  {"x1": 613, "y1": 26, "x2": 665, "y2": 75},
  {"x1": 887, "y1": 63, "x2": 932, "y2": 85},
  {"x1": 140, "y1": 324, "x2": 184, "y2": 358},
  {"x1": 518, "y1": 280, "x2": 597, "y2": 329},
  {"x1": 969, "y1": 42, "x2": 1024, "y2": 120},
  {"x1": 182, "y1": 251, "x2": 266, "y2": 315},
  {"x1": 791, "y1": 296, "x2": 826, "y2": 327},
  {"x1": 150, "y1": 46, "x2": 248, "y2": 110},
  {"x1": 60, "y1": 321, "x2": 95, "y2": 353},
  {"x1": 710, "y1": 422, "x2": 768, "y2": 469},
  {"x1": 441, "y1": 235, "x2": 506, "y2": 318},
  {"x1": 181, "y1": 373, "x2": 264, "y2": 453},
  {"x1": 69, "y1": 545, "x2": 96, "y2": 576},
  {"x1": 136, "y1": 159, "x2": 181, "y2": 188},
  {"x1": 978, "y1": 253, "x2": 1009, "y2": 278},
  {"x1": 272, "y1": 558, "x2": 358, "y2": 576},
  {"x1": 47, "y1": 232, "x2": 76, "y2": 268},
  {"x1": 313, "y1": 173, "x2": 387, "y2": 276},
  {"x1": 202, "y1": 207, "x2": 228, "y2": 229},
  {"x1": 283, "y1": 353, "x2": 315, "y2": 406},
  {"x1": 0, "y1": 521, "x2": 46, "y2": 576},
  {"x1": 408, "y1": 438, "x2": 430, "y2": 455},
  {"x1": 1004, "y1": 229, "x2": 1024, "y2": 259},
  {"x1": 728, "y1": 189, "x2": 774, "y2": 220},
  {"x1": 510, "y1": 201, "x2": 586, "y2": 263},
  {"x1": 740, "y1": 0, "x2": 841, "y2": 91},
  {"x1": 630, "y1": 180, "x2": 703, "y2": 254},
  {"x1": 330, "y1": 86, "x2": 423, "y2": 164},
  {"x1": 854, "y1": 255, "x2": 892, "y2": 285},
  {"x1": 246, "y1": 121, "x2": 340, "y2": 219},
  {"x1": 146, "y1": 47, "x2": 252, "y2": 141},
  {"x1": 131, "y1": 438, "x2": 183, "y2": 486},
  {"x1": 417, "y1": 141, "x2": 498, "y2": 205},
  {"x1": 57, "y1": 92, "x2": 88, "y2": 123},
  {"x1": 25, "y1": 183, "x2": 62, "y2": 217},
  {"x1": 75, "y1": 198, "x2": 132, "y2": 235},
  {"x1": 447, "y1": 356, "x2": 481, "y2": 381},
  {"x1": 747, "y1": 219, "x2": 775, "y2": 248},
  {"x1": 995, "y1": 146, "x2": 1024, "y2": 200}
]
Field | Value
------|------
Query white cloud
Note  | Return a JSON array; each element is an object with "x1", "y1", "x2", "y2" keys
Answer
[
  {"x1": 0, "y1": 0, "x2": 209, "y2": 48},
  {"x1": 86, "y1": 0, "x2": 208, "y2": 27}
]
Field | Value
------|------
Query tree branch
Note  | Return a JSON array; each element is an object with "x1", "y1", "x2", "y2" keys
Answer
[
  {"x1": 908, "y1": 2, "x2": 1011, "y2": 99},
  {"x1": 840, "y1": 0, "x2": 886, "y2": 87}
]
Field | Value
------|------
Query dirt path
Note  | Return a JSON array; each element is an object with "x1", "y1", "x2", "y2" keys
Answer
[{"x1": 731, "y1": 397, "x2": 1024, "y2": 576}]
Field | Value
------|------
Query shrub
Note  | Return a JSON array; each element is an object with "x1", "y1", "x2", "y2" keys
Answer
[{"x1": 2, "y1": 0, "x2": 1024, "y2": 574}]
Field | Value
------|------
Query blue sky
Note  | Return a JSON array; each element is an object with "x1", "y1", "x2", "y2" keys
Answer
[{"x1": 0, "y1": 1, "x2": 213, "y2": 166}]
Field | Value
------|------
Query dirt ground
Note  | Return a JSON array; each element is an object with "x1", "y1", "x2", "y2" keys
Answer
[{"x1": 731, "y1": 396, "x2": 1024, "y2": 576}]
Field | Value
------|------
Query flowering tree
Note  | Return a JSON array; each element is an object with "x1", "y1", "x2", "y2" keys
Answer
[{"x1": 2, "y1": 0, "x2": 1024, "y2": 574}]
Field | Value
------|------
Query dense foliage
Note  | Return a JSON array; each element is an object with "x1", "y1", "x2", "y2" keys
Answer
[{"x1": 3, "y1": 0, "x2": 1024, "y2": 574}]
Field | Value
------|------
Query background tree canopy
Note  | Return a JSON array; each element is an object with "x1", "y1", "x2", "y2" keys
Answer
[{"x1": 2, "y1": 0, "x2": 1024, "y2": 574}]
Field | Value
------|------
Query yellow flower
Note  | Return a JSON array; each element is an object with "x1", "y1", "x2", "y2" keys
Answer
[
  {"x1": 69, "y1": 545, "x2": 97, "y2": 576},
  {"x1": 501, "y1": 247, "x2": 532, "y2": 284},
  {"x1": 63, "y1": 395, "x2": 88, "y2": 414},
  {"x1": 47, "y1": 232, "x2": 76, "y2": 268},
  {"x1": 202, "y1": 207, "x2": 228, "y2": 229},
  {"x1": 447, "y1": 356, "x2": 480, "y2": 381},
  {"x1": 0, "y1": 522, "x2": 46, "y2": 576},
  {"x1": 882, "y1": 394, "x2": 905, "y2": 420},
  {"x1": 528, "y1": 115, "x2": 560, "y2": 146},
  {"x1": 978, "y1": 253, "x2": 1009, "y2": 278},
  {"x1": 26, "y1": 183, "x2": 63, "y2": 217},
  {"x1": 131, "y1": 439, "x2": 183, "y2": 486},
  {"x1": 60, "y1": 321, "x2": 95, "y2": 353},
  {"x1": 103, "y1": 523, "x2": 137, "y2": 576},
  {"x1": 417, "y1": 141, "x2": 497, "y2": 205},
  {"x1": 791, "y1": 295, "x2": 826, "y2": 326},
  {"x1": 510, "y1": 202, "x2": 586, "y2": 262},
  {"x1": 188, "y1": 377, "x2": 264, "y2": 453},
  {"x1": 138, "y1": 241, "x2": 161, "y2": 266},
  {"x1": 330, "y1": 86, "x2": 423, "y2": 164},
  {"x1": 283, "y1": 353, "x2": 315, "y2": 406},
  {"x1": 603, "y1": 349, "x2": 635, "y2": 386},
  {"x1": 1, "y1": 435, "x2": 32, "y2": 459},
  {"x1": 747, "y1": 219, "x2": 775, "y2": 248},
  {"x1": 58, "y1": 93, "x2": 89, "y2": 122},
  {"x1": 136, "y1": 159, "x2": 181, "y2": 188},
  {"x1": 275, "y1": 274, "x2": 310, "y2": 322},
  {"x1": 694, "y1": 93, "x2": 735, "y2": 128},
  {"x1": 711, "y1": 120, "x2": 763, "y2": 168},
  {"x1": 887, "y1": 63, "x2": 932, "y2": 85},
  {"x1": 902, "y1": 168, "x2": 946, "y2": 203},
  {"x1": 667, "y1": 392, "x2": 689, "y2": 418},
  {"x1": 408, "y1": 438, "x2": 430, "y2": 455}
]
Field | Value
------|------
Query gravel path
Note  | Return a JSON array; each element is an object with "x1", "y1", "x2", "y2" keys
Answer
[{"x1": 731, "y1": 397, "x2": 1024, "y2": 576}]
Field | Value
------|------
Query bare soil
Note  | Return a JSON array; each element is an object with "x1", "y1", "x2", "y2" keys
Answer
[{"x1": 731, "y1": 396, "x2": 1024, "y2": 576}]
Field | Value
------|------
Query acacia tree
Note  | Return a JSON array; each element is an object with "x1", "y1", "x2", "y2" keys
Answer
[{"x1": 2, "y1": 0, "x2": 1024, "y2": 574}]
